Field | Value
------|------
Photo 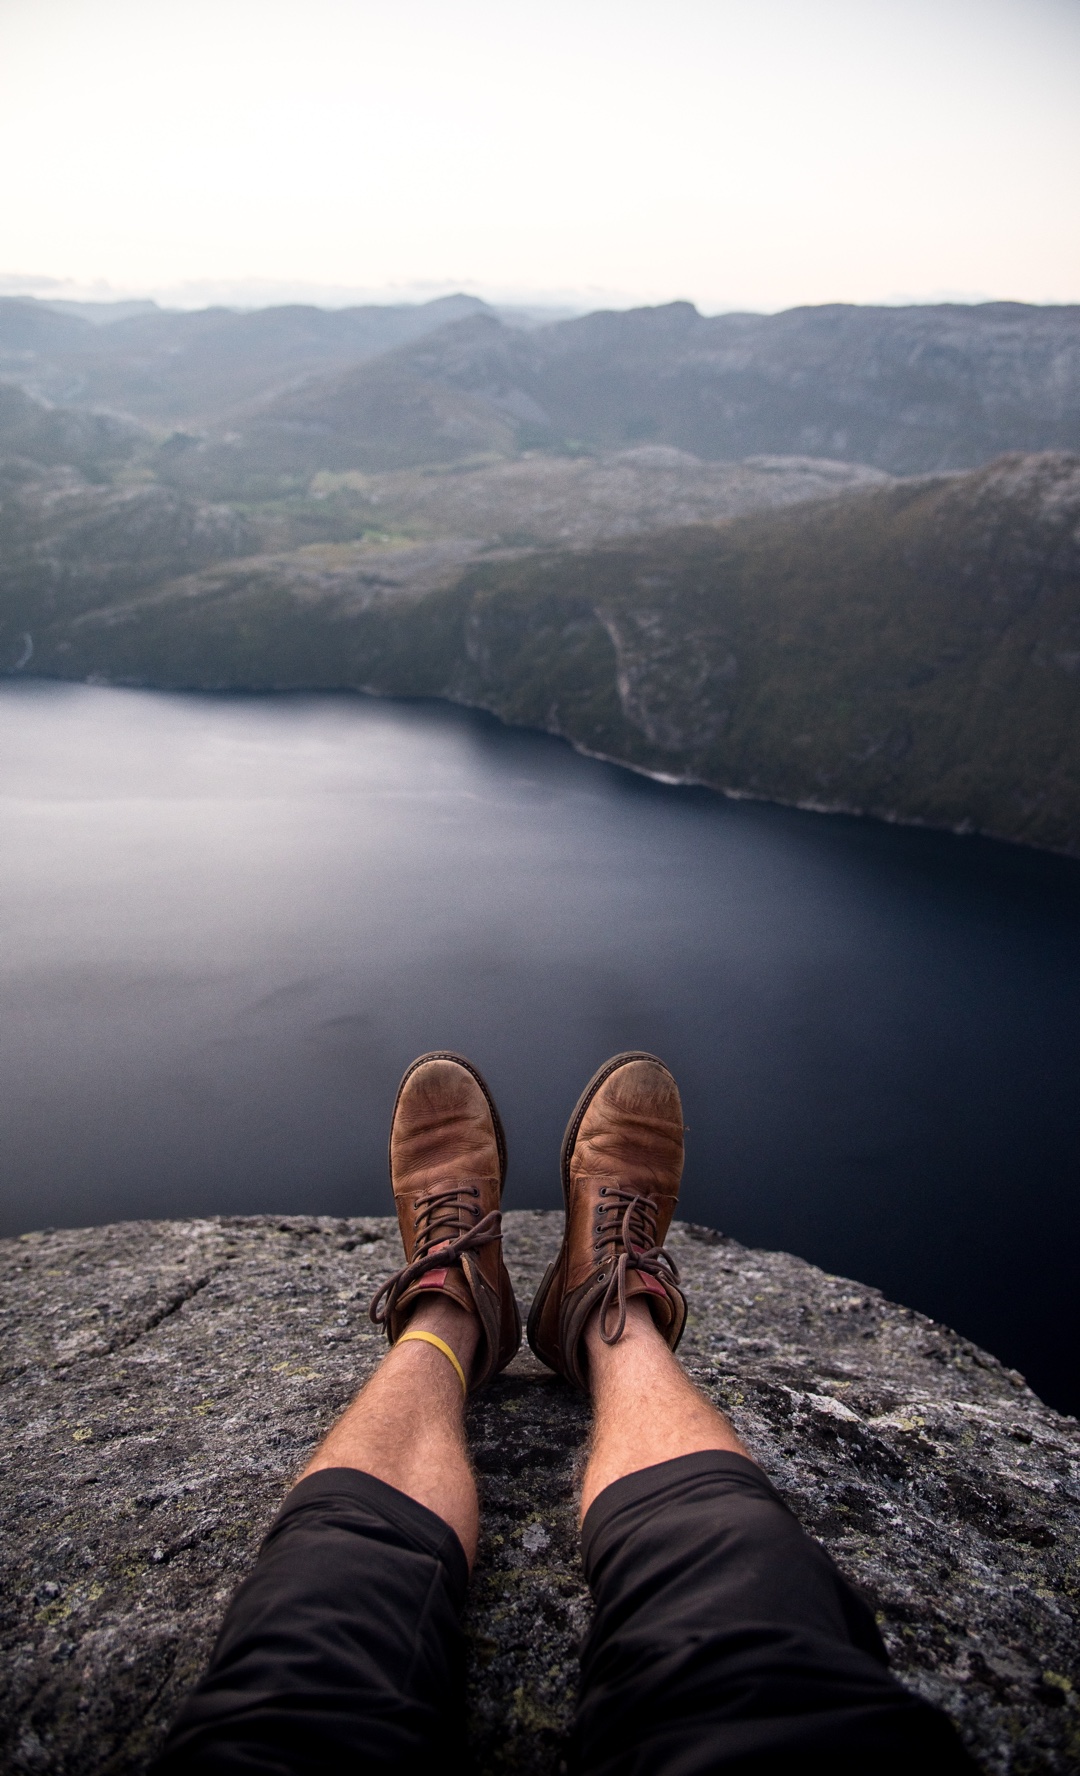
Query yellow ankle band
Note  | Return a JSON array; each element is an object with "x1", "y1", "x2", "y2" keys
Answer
[{"x1": 395, "y1": 1329, "x2": 467, "y2": 1396}]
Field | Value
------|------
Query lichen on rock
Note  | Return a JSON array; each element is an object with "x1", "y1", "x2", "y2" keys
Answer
[{"x1": 0, "y1": 1212, "x2": 1077, "y2": 1774}]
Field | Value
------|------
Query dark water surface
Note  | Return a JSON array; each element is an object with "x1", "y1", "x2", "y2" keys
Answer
[{"x1": 3, "y1": 682, "x2": 1078, "y2": 1413}]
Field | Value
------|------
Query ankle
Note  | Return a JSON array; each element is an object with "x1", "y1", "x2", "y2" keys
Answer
[
  {"x1": 402, "y1": 1293, "x2": 482, "y2": 1378},
  {"x1": 584, "y1": 1293, "x2": 664, "y2": 1366}
]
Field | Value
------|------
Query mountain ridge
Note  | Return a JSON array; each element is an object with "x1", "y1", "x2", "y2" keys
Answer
[
  {"x1": 214, "y1": 299, "x2": 1080, "y2": 468},
  {"x1": 4, "y1": 296, "x2": 1080, "y2": 477},
  {"x1": 0, "y1": 293, "x2": 492, "y2": 425}
]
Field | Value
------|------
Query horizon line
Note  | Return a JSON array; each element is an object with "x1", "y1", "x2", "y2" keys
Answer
[{"x1": 5, "y1": 273, "x2": 1077, "y2": 318}]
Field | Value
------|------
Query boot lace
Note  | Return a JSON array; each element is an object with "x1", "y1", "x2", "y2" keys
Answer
[
  {"x1": 594, "y1": 1186, "x2": 681, "y2": 1344},
  {"x1": 369, "y1": 1182, "x2": 502, "y2": 1329}
]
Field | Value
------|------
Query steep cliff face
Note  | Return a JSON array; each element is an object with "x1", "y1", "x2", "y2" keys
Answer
[
  {"x1": 1, "y1": 1214, "x2": 1076, "y2": 1775},
  {"x1": 428, "y1": 452, "x2": 1080, "y2": 853}
]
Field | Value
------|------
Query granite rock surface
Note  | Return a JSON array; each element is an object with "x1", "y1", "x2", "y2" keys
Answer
[{"x1": 0, "y1": 1212, "x2": 1077, "y2": 1775}]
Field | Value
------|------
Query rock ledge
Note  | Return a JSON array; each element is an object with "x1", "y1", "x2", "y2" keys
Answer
[{"x1": 1, "y1": 1213, "x2": 1077, "y2": 1774}]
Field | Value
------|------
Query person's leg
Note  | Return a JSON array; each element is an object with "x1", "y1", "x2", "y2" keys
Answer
[
  {"x1": 152, "y1": 1052, "x2": 521, "y2": 1776},
  {"x1": 301, "y1": 1292, "x2": 480, "y2": 1559},
  {"x1": 576, "y1": 1299, "x2": 977, "y2": 1775},
  {"x1": 150, "y1": 1299, "x2": 479, "y2": 1776},
  {"x1": 580, "y1": 1295, "x2": 747, "y2": 1517},
  {"x1": 526, "y1": 1051, "x2": 975, "y2": 1775}
]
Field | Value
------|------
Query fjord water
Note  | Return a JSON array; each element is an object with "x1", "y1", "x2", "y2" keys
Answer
[{"x1": 3, "y1": 682, "x2": 1078, "y2": 1414}]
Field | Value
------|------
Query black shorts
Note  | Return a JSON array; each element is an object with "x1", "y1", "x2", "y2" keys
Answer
[{"x1": 150, "y1": 1452, "x2": 975, "y2": 1775}]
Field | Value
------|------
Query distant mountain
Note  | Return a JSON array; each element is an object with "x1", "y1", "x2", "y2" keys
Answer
[
  {"x1": 4, "y1": 295, "x2": 1078, "y2": 478},
  {"x1": 167, "y1": 344, "x2": 522, "y2": 493},
  {"x1": 42, "y1": 299, "x2": 161, "y2": 326},
  {"x1": 517, "y1": 301, "x2": 1080, "y2": 470},
  {"x1": 155, "y1": 301, "x2": 1080, "y2": 495},
  {"x1": 11, "y1": 451, "x2": 1080, "y2": 855},
  {"x1": 0, "y1": 294, "x2": 491, "y2": 425}
]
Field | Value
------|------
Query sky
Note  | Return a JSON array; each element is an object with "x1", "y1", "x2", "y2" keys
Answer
[{"x1": 1, "y1": 0, "x2": 1079, "y2": 313}]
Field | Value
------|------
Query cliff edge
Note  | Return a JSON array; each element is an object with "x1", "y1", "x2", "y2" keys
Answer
[{"x1": 1, "y1": 1213, "x2": 1077, "y2": 1774}]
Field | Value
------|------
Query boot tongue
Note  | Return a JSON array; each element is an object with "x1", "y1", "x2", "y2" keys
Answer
[
  {"x1": 411, "y1": 1178, "x2": 495, "y2": 1251},
  {"x1": 401, "y1": 1265, "x2": 476, "y2": 1312},
  {"x1": 622, "y1": 1268, "x2": 677, "y2": 1331},
  {"x1": 412, "y1": 1233, "x2": 463, "y2": 1288}
]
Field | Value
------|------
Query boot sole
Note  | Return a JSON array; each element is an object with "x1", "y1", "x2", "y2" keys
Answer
[{"x1": 526, "y1": 1051, "x2": 669, "y2": 1369}]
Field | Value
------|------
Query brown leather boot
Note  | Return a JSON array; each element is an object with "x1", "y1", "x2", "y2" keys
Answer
[
  {"x1": 527, "y1": 1051, "x2": 687, "y2": 1388},
  {"x1": 369, "y1": 1052, "x2": 521, "y2": 1389}
]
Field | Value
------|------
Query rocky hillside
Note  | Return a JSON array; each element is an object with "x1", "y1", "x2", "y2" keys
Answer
[
  {"x1": 11, "y1": 452, "x2": 1079, "y2": 856},
  {"x1": 0, "y1": 458, "x2": 255, "y2": 631},
  {"x1": 0, "y1": 441, "x2": 889, "y2": 647},
  {"x1": 0, "y1": 383, "x2": 147, "y2": 476},
  {"x1": 317, "y1": 446, "x2": 891, "y2": 546},
  {"x1": 1, "y1": 1213, "x2": 1076, "y2": 1776}
]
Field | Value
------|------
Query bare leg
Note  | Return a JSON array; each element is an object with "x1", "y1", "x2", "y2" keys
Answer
[
  {"x1": 580, "y1": 1297, "x2": 751, "y2": 1520},
  {"x1": 572, "y1": 1298, "x2": 973, "y2": 1775},
  {"x1": 300, "y1": 1295, "x2": 481, "y2": 1563}
]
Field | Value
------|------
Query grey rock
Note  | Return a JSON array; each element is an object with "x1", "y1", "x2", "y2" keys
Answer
[{"x1": 0, "y1": 1213, "x2": 1076, "y2": 1774}]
